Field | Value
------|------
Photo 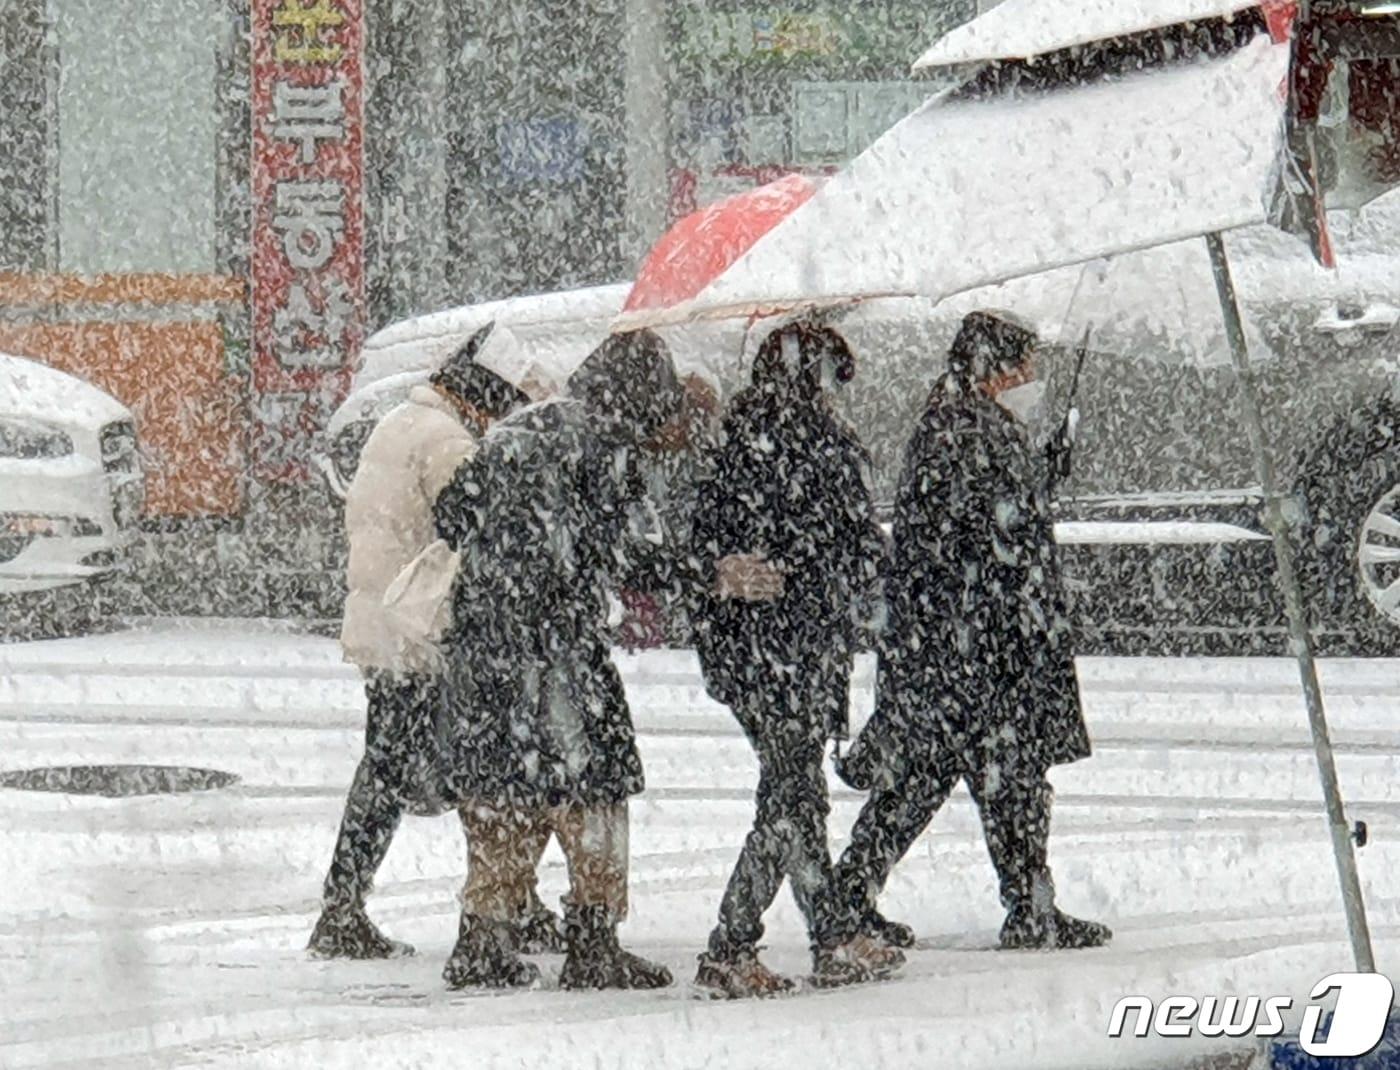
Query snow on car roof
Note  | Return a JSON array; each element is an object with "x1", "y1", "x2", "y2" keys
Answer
[{"x1": 362, "y1": 282, "x2": 632, "y2": 352}]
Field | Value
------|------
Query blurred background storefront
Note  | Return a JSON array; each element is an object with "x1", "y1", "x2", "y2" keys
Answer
[
  {"x1": 374, "y1": 0, "x2": 989, "y2": 313},
  {"x1": 0, "y1": 0, "x2": 248, "y2": 522},
  {"x1": 666, "y1": 1, "x2": 969, "y2": 211},
  {"x1": 0, "y1": 0, "x2": 984, "y2": 619}
]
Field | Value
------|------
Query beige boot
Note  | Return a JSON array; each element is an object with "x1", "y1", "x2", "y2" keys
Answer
[
  {"x1": 694, "y1": 948, "x2": 795, "y2": 999},
  {"x1": 812, "y1": 933, "x2": 905, "y2": 988}
]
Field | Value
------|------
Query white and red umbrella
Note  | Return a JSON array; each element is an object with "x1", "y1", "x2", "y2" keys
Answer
[{"x1": 613, "y1": 173, "x2": 822, "y2": 333}]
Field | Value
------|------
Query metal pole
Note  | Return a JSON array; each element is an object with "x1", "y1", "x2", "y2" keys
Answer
[
  {"x1": 622, "y1": 0, "x2": 670, "y2": 265},
  {"x1": 1204, "y1": 230, "x2": 1376, "y2": 973}
]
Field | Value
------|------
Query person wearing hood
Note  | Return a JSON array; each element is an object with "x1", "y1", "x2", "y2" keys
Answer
[
  {"x1": 688, "y1": 323, "x2": 902, "y2": 999},
  {"x1": 432, "y1": 328, "x2": 686, "y2": 991},
  {"x1": 309, "y1": 327, "x2": 535, "y2": 960},
  {"x1": 832, "y1": 310, "x2": 1111, "y2": 953}
]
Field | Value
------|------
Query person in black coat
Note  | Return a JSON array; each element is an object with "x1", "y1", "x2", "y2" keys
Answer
[
  {"x1": 689, "y1": 322, "x2": 903, "y2": 999},
  {"x1": 432, "y1": 328, "x2": 686, "y2": 991},
  {"x1": 832, "y1": 309, "x2": 1111, "y2": 952}
]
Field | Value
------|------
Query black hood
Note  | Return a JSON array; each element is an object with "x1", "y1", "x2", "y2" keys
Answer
[
  {"x1": 750, "y1": 322, "x2": 856, "y2": 402},
  {"x1": 568, "y1": 329, "x2": 684, "y2": 443},
  {"x1": 947, "y1": 309, "x2": 1039, "y2": 388}
]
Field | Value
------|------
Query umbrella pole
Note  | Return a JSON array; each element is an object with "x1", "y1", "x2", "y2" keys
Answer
[{"x1": 1203, "y1": 230, "x2": 1376, "y2": 973}]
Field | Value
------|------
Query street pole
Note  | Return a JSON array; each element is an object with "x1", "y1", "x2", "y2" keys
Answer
[
  {"x1": 1204, "y1": 230, "x2": 1376, "y2": 974},
  {"x1": 368, "y1": 0, "x2": 450, "y2": 324},
  {"x1": 622, "y1": 0, "x2": 670, "y2": 265},
  {"x1": 405, "y1": 0, "x2": 450, "y2": 314}
]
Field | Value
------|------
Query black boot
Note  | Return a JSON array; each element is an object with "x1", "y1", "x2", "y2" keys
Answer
[
  {"x1": 1050, "y1": 910, "x2": 1113, "y2": 949},
  {"x1": 515, "y1": 904, "x2": 568, "y2": 955},
  {"x1": 559, "y1": 904, "x2": 673, "y2": 990},
  {"x1": 443, "y1": 913, "x2": 541, "y2": 990},
  {"x1": 1000, "y1": 904, "x2": 1112, "y2": 950},
  {"x1": 308, "y1": 905, "x2": 414, "y2": 960},
  {"x1": 998, "y1": 873, "x2": 1111, "y2": 951},
  {"x1": 860, "y1": 909, "x2": 916, "y2": 950}
]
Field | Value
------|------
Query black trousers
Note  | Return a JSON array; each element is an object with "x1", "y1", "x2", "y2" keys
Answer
[
  {"x1": 834, "y1": 748, "x2": 1053, "y2": 922},
  {"x1": 321, "y1": 670, "x2": 437, "y2": 911},
  {"x1": 709, "y1": 729, "x2": 845, "y2": 956},
  {"x1": 707, "y1": 653, "x2": 854, "y2": 957}
]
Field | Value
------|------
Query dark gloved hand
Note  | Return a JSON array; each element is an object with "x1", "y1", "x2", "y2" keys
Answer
[{"x1": 1046, "y1": 407, "x2": 1077, "y2": 490}]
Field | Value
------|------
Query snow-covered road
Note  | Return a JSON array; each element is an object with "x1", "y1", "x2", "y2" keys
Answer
[{"x1": 1, "y1": 621, "x2": 1397, "y2": 1069}]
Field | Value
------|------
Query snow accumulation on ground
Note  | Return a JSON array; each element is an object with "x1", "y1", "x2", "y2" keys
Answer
[{"x1": 1, "y1": 620, "x2": 1397, "y2": 1069}]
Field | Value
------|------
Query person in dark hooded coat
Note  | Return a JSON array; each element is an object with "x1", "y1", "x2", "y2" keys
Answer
[
  {"x1": 688, "y1": 322, "x2": 903, "y2": 999},
  {"x1": 432, "y1": 328, "x2": 686, "y2": 991},
  {"x1": 832, "y1": 310, "x2": 1110, "y2": 953}
]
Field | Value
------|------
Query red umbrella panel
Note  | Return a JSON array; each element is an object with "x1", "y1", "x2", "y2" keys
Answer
[{"x1": 615, "y1": 173, "x2": 823, "y2": 331}]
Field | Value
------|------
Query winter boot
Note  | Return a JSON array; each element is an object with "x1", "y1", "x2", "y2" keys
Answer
[
  {"x1": 1000, "y1": 905, "x2": 1112, "y2": 950},
  {"x1": 860, "y1": 910, "x2": 917, "y2": 950},
  {"x1": 1051, "y1": 910, "x2": 1113, "y2": 949},
  {"x1": 694, "y1": 947, "x2": 795, "y2": 1000},
  {"x1": 998, "y1": 870, "x2": 1110, "y2": 950},
  {"x1": 443, "y1": 913, "x2": 542, "y2": 990},
  {"x1": 559, "y1": 904, "x2": 673, "y2": 990},
  {"x1": 811, "y1": 933, "x2": 906, "y2": 988},
  {"x1": 307, "y1": 905, "x2": 414, "y2": 960},
  {"x1": 515, "y1": 904, "x2": 568, "y2": 955}
]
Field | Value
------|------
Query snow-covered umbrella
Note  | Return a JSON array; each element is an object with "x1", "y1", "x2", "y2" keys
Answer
[{"x1": 912, "y1": 0, "x2": 1400, "y2": 266}]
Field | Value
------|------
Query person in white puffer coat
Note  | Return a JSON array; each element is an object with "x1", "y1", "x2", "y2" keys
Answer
[{"x1": 309, "y1": 325, "x2": 558, "y2": 960}]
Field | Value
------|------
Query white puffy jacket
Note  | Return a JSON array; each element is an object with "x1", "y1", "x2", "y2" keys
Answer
[{"x1": 340, "y1": 385, "x2": 477, "y2": 672}]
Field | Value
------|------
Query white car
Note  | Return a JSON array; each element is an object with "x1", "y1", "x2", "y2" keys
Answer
[{"x1": 0, "y1": 352, "x2": 144, "y2": 596}]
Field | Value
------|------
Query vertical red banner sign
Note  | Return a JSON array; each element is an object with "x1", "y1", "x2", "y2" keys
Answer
[{"x1": 250, "y1": 0, "x2": 365, "y2": 483}]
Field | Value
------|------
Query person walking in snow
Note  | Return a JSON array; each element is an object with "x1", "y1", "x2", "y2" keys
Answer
[
  {"x1": 832, "y1": 310, "x2": 1111, "y2": 953},
  {"x1": 432, "y1": 328, "x2": 687, "y2": 991},
  {"x1": 689, "y1": 322, "x2": 902, "y2": 999},
  {"x1": 307, "y1": 328, "x2": 550, "y2": 960}
]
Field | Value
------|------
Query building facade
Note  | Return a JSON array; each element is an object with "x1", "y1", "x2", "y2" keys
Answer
[
  {"x1": 374, "y1": 0, "x2": 978, "y2": 317},
  {"x1": 0, "y1": 0, "x2": 978, "y2": 612}
]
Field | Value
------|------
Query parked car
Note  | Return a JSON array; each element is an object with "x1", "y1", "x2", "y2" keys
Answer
[
  {"x1": 0, "y1": 352, "x2": 144, "y2": 627},
  {"x1": 325, "y1": 232, "x2": 1400, "y2": 653}
]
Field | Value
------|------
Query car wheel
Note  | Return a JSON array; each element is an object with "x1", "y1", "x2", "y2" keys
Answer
[{"x1": 1299, "y1": 438, "x2": 1400, "y2": 656}]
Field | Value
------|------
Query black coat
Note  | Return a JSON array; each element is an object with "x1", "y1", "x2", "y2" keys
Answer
[
  {"x1": 866, "y1": 378, "x2": 1090, "y2": 775},
  {"x1": 690, "y1": 386, "x2": 885, "y2": 739},
  {"x1": 433, "y1": 399, "x2": 653, "y2": 809}
]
